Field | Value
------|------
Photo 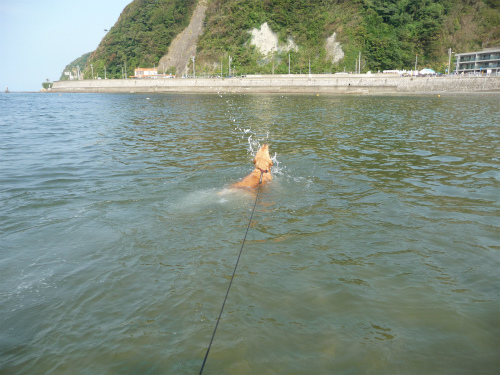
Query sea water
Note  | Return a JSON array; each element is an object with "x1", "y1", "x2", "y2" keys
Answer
[{"x1": 1, "y1": 92, "x2": 499, "y2": 374}]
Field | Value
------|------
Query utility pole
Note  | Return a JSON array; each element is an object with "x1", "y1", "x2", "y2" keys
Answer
[
  {"x1": 448, "y1": 48, "x2": 454, "y2": 76},
  {"x1": 288, "y1": 54, "x2": 290, "y2": 74},
  {"x1": 91, "y1": 64, "x2": 94, "y2": 79},
  {"x1": 415, "y1": 54, "x2": 418, "y2": 71},
  {"x1": 272, "y1": 48, "x2": 275, "y2": 75},
  {"x1": 309, "y1": 58, "x2": 311, "y2": 77},
  {"x1": 104, "y1": 66, "x2": 107, "y2": 79},
  {"x1": 359, "y1": 51, "x2": 361, "y2": 74},
  {"x1": 124, "y1": 61, "x2": 127, "y2": 79},
  {"x1": 191, "y1": 56, "x2": 195, "y2": 78},
  {"x1": 229, "y1": 55, "x2": 233, "y2": 77}
]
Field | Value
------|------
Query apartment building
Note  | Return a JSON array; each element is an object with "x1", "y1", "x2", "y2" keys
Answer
[{"x1": 455, "y1": 48, "x2": 500, "y2": 74}]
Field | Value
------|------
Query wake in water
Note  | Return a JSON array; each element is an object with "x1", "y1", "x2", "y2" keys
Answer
[{"x1": 171, "y1": 188, "x2": 253, "y2": 213}]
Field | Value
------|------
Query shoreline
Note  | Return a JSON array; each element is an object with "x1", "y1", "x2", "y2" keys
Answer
[{"x1": 49, "y1": 74, "x2": 500, "y2": 94}]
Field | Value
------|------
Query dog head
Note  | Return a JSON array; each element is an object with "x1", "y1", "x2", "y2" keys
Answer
[{"x1": 253, "y1": 144, "x2": 273, "y2": 172}]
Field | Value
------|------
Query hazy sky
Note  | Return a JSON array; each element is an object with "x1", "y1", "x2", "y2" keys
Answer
[{"x1": 0, "y1": 0, "x2": 131, "y2": 92}]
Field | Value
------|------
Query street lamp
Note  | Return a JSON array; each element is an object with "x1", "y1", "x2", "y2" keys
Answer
[
  {"x1": 271, "y1": 47, "x2": 275, "y2": 75},
  {"x1": 355, "y1": 53, "x2": 362, "y2": 74},
  {"x1": 448, "y1": 48, "x2": 455, "y2": 76}
]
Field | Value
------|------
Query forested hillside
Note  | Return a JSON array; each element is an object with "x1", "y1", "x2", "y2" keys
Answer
[
  {"x1": 71, "y1": 0, "x2": 500, "y2": 79},
  {"x1": 196, "y1": 0, "x2": 500, "y2": 74},
  {"x1": 59, "y1": 53, "x2": 91, "y2": 81},
  {"x1": 81, "y1": 0, "x2": 197, "y2": 79}
]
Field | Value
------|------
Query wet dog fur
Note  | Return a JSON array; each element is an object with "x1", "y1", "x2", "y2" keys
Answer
[{"x1": 231, "y1": 144, "x2": 273, "y2": 189}]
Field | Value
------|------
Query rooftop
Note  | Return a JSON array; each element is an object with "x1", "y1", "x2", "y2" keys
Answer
[{"x1": 456, "y1": 48, "x2": 500, "y2": 56}]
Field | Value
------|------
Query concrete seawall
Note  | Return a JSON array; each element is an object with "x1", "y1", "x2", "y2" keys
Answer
[{"x1": 51, "y1": 74, "x2": 500, "y2": 94}]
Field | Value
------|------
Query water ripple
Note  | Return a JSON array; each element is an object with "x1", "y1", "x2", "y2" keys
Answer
[{"x1": 1, "y1": 93, "x2": 499, "y2": 374}]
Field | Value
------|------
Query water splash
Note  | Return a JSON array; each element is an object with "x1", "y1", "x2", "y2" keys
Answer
[{"x1": 221, "y1": 94, "x2": 281, "y2": 175}]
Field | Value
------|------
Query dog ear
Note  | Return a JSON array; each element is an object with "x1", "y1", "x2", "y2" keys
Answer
[{"x1": 253, "y1": 158, "x2": 256, "y2": 164}]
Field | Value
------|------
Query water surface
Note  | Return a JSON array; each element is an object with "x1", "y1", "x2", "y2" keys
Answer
[{"x1": 1, "y1": 92, "x2": 499, "y2": 374}]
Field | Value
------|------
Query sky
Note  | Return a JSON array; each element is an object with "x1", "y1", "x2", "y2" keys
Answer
[{"x1": 0, "y1": 0, "x2": 132, "y2": 92}]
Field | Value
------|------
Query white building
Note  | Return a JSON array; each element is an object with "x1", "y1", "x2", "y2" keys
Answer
[
  {"x1": 134, "y1": 68, "x2": 158, "y2": 78},
  {"x1": 455, "y1": 48, "x2": 500, "y2": 74}
]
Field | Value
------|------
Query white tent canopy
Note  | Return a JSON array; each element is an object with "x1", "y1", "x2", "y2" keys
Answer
[{"x1": 420, "y1": 68, "x2": 436, "y2": 75}]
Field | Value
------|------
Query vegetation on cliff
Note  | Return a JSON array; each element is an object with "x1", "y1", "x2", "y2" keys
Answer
[
  {"x1": 59, "y1": 52, "x2": 91, "y2": 81},
  {"x1": 72, "y1": 0, "x2": 500, "y2": 79},
  {"x1": 195, "y1": 0, "x2": 500, "y2": 75},
  {"x1": 196, "y1": 0, "x2": 362, "y2": 75},
  {"x1": 83, "y1": 0, "x2": 197, "y2": 79}
]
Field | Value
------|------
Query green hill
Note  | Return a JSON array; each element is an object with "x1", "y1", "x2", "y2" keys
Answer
[
  {"x1": 82, "y1": 0, "x2": 198, "y2": 79},
  {"x1": 72, "y1": 0, "x2": 500, "y2": 79},
  {"x1": 59, "y1": 52, "x2": 91, "y2": 80}
]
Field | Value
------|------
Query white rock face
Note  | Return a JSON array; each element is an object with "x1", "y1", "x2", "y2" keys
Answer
[
  {"x1": 325, "y1": 32, "x2": 344, "y2": 64},
  {"x1": 250, "y1": 23, "x2": 278, "y2": 55},
  {"x1": 284, "y1": 37, "x2": 298, "y2": 53},
  {"x1": 250, "y1": 22, "x2": 298, "y2": 55}
]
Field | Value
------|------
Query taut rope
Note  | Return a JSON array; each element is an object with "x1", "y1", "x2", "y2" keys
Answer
[{"x1": 199, "y1": 184, "x2": 262, "y2": 375}]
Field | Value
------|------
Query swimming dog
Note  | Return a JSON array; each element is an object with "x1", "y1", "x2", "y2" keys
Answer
[{"x1": 231, "y1": 144, "x2": 273, "y2": 189}]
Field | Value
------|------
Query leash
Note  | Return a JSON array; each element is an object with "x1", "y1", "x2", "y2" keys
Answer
[
  {"x1": 258, "y1": 168, "x2": 268, "y2": 184},
  {"x1": 199, "y1": 183, "x2": 262, "y2": 375}
]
